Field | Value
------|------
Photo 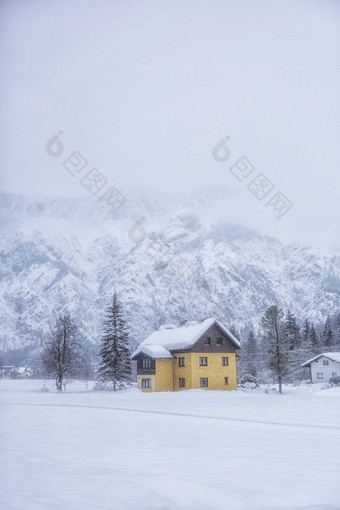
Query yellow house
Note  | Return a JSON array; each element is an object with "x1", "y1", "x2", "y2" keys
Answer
[{"x1": 131, "y1": 318, "x2": 240, "y2": 392}]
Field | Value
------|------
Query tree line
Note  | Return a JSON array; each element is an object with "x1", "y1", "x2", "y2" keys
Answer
[
  {"x1": 234, "y1": 306, "x2": 340, "y2": 393},
  {"x1": 41, "y1": 292, "x2": 339, "y2": 393}
]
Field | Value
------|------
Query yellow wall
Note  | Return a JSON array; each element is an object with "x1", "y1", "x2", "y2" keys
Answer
[
  {"x1": 138, "y1": 353, "x2": 237, "y2": 392},
  {"x1": 174, "y1": 353, "x2": 237, "y2": 391},
  {"x1": 137, "y1": 374, "x2": 156, "y2": 392},
  {"x1": 173, "y1": 353, "x2": 193, "y2": 390},
  {"x1": 155, "y1": 359, "x2": 175, "y2": 391},
  {"x1": 190, "y1": 353, "x2": 237, "y2": 390}
]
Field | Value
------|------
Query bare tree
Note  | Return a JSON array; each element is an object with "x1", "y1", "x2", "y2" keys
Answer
[{"x1": 41, "y1": 312, "x2": 82, "y2": 391}]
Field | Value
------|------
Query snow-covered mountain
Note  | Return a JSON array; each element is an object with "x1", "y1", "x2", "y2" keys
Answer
[{"x1": 1, "y1": 189, "x2": 340, "y2": 351}]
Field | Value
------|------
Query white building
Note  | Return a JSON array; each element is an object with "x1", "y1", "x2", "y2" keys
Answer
[{"x1": 301, "y1": 352, "x2": 340, "y2": 383}]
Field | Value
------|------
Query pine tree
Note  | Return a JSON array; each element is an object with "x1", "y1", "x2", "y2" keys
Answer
[
  {"x1": 333, "y1": 313, "x2": 340, "y2": 344},
  {"x1": 309, "y1": 323, "x2": 319, "y2": 354},
  {"x1": 301, "y1": 318, "x2": 313, "y2": 365},
  {"x1": 98, "y1": 292, "x2": 131, "y2": 390},
  {"x1": 284, "y1": 309, "x2": 301, "y2": 351},
  {"x1": 261, "y1": 305, "x2": 289, "y2": 394},
  {"x1": 302, "y1": 318, "x2": 310, "y2": 348},
  {"x1": 283, "y1": 309, "x2": 303, "y2": 380},
  {"x1": 322, "y1": 316, "x2": 334, "y2": 350},
  {"x1": 337, "y1": 325, "x2": 340, "y2": 345}
]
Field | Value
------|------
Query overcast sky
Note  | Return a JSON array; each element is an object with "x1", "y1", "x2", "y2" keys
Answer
[{"x1": 0, "y1": 0, "x2": 339, "y2": 250}]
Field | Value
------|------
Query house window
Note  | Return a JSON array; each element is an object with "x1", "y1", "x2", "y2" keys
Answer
[
  {"x1": 179, "y1": 378, "x2": 186, "y2": 388},
  {"x1": 332, "y1": 372, "x2": 338, "y2": 377},
  {"x1": 222, "y1": 357, "x2": 229, "y2": 366},
  {"x1": 323, "y1": 360, "x2": 329, "y2": 365},
  {"x1": 224, "y1": 377, "x2": 229, "y2": 385},
  {"x1": 204, "y1": 337, "x2": 211, "y2": 345},
  {"x1": 316, "y1": 372, "x2": 324, "y2": 379},
  {"x1": 200, "y1": 378, "x2": 208, "y2": 387},
  {"x1": 142, "y1": 359, "x2": 151, "y2": 369},
  {"x1": 141, "y1": 378, "x2": 152, "y2": 388},
  {"x1": 178, "y1": 357, "x2": 185, "y2": 367},
  {"x1": 199, "y1": 357, "x2": 208, "y2": 366},
  {"x1": 216, "y1": 337, "x2": 223, "y2": 346}
]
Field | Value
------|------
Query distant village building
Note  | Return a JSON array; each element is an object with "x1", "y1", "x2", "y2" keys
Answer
[
  {"x1": 16, "y1": 367, "x2": 29, "y2": 379},
  {"x1": 301, "y1": 352, "x2": 340, "y2": 383},
  {"x1": 0, "y1": 366, "x2": 32, "y2": 379},
  {"x1": 131, "y1": 318, "x2": 240, "y2": 392}
]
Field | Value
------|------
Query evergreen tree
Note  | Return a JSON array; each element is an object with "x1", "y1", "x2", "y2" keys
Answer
[
  {"x1": 261, "y1": 305, "x2": 289, "y2": 394},
  {"x1": 329, "y1": 313, "x2": 340, "y2": 342},
  {"x1": 284, "y1": 309, "x2": 301, "y2": 351},
  {"x1": 334, "y1": 314, "x2": 340, "y2": 344},
  {"x1": 309, "y1": 323, "x2": 319, "y2": 354},
  {"x1": 283, "y1": 309, "x2": 303, "y2": 379},
  {"x1": 98, "y1": 292, "x2": 131, "y2": 390},
  {"x1": 337, "y1": 325, "x2": 340, "y2": 345},
  {"x1": 302, "y1": 318, "x2": 310, "y2": 348},
  {"x1": 321, "y1": 316, "x2": 334, "y2": 350}
]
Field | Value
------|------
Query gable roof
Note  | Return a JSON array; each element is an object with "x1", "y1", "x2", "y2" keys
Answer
[
  {"x1": 131, "y1": 318, "x2": 240, "y2": 359},
  {"x1": 301, "y1": 352, "x2": 340, "y2": 367}
]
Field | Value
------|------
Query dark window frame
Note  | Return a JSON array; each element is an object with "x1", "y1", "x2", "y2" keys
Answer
[
  {"x1": 179, "y1": 378, "x2": 186, "y2": 388},
  {"x1": 224, "y1": 377, "x2": 229, "y2": 385},
  {"x1": 216, "y1": 337, "x2": 223, "y2": 346},
  {"x1": 178, "y1": 357, "x2": 185, "y2": 367},
  {"x1": 222, "y1": 356, "x2": 229, "y2": 366},
  {"x1": 199, "y1": 357, "x2": 208, "y2": 366},
  {"x1": 142, "y1": 359, "x2": 152, "y2": 369},
  {"x1": 200, "y1": 378, "x2": 208, "y2": 387},
  {"x1": 141, "y1": 378, "x2": 152, "y2": 388},
  {"x1": 204, "y1": 337, "x2": 211, "y2": 345}
]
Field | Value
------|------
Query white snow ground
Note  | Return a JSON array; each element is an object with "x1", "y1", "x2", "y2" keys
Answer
[{"x1": 0, "y1": 381, "x2": 339, "y2": 510}]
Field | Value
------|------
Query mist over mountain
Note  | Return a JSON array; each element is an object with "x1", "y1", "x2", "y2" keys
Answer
[{"x1": 1, "y1": 189, "x2": 339, "y2": 352}]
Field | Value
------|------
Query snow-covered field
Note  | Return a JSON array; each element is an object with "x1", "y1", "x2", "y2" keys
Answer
[{"x1": 0, "y1": 380, "x2": 339, "y2": 510}]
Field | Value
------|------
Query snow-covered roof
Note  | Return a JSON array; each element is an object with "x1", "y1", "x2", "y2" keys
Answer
[
  {"x1": 301, "y1": 352, "x2": 340, "y2": 367},
  {"x1": 134, "y1": 345, "x2": 174, "y2": 359},
  {"x1": 17, "y1": 367, "x2": 27, "y2": 373},
  {"x1": 131, "y1": 318, "x2": 240, "y2": 359}
]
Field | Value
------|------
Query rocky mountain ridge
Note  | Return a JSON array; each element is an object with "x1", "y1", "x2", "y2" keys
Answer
[{"x1": 0, "y1": 190, "x2": 339, "y2": 351}]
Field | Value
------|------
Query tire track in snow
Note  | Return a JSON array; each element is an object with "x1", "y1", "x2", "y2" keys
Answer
[{"x1": 6, "y1": 402, "x2": 340, "y2": 431}]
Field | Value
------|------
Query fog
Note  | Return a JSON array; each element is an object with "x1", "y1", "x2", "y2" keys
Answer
[{"x1": 1, "y1": 0, "x2": 339, "y2": 250}]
